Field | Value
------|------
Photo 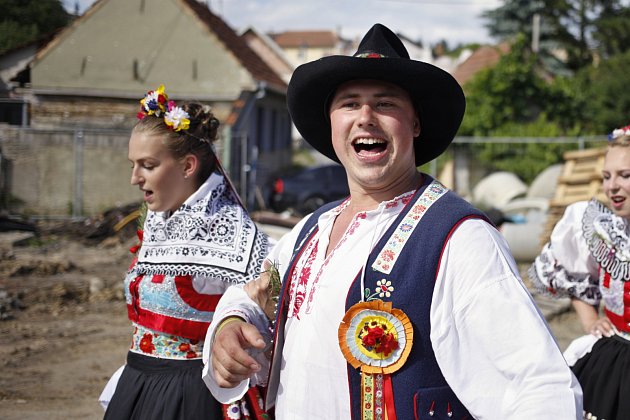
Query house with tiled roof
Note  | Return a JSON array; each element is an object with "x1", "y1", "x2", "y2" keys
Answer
[
  {"x1": 4, "y1": 0, "x2": 293, "y2": 213},
  {"x1": 452, "y1": 42, "x2": 511, "y2": 87},
  {"x1": 240, "y1": 26, "x2": 294, "y2": 84},
  {"x1": 269, "y1": 30, "x2": 354, "y2": 67}
]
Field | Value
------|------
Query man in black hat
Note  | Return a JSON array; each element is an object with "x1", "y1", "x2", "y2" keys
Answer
[{"x1": 203, "y1": 24, "x2": 582, "y2": 419}]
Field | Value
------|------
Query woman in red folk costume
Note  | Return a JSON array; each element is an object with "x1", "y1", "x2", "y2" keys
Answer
[
  {"x1": 101, "y1": 85, "x2": 272, "y2": 420},
  {"x1": 530, "y1": 124, "x2": 630, "y2": 420}
]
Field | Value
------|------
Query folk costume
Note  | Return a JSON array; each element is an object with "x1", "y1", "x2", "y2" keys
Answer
[
  {"x1": 530, "y1": 199, "x2": 630, "y2": 420},
  {"x1": 102, "y1": 86, "x2": 272, "y2": 420},
  {"x1": 203, "y1": 24, "x2": 582, "y2": 419},
  {"x1": 204, "y1": 176, "x2": 581, "y2": 419}
]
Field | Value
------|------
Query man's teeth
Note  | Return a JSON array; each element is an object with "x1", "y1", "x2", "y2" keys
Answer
[{"x1": 355, "y1": 138, "x2": 384, "y2": 145}]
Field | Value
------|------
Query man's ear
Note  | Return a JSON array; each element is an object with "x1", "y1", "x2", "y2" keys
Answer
[
  {"x1": 413, "y1": 116, "x2": 421, "y2": 138},
  {"x1": 183, "y1": 154, "x2": 199, "y2": 179}
]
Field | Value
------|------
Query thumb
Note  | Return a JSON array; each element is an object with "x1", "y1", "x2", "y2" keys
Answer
[{"x1": 240, "y1": 322, "x2": 266, "y2": 350}]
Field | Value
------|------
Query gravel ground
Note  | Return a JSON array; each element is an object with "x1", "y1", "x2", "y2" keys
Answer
[{"x1": 0, "y1": 229, "x2": 586, "y2": 419}]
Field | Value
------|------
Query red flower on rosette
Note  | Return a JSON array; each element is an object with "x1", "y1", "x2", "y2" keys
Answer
[
  {"x1": 375, "y1": 332, "x2": 399, "y2": 357},
  {"x1": 361, "y1": 324, "x2": 385, "y2": 347},
  {"x1": 139, "y1": 333, "x2": 155, "y2": 353},
  {"x1": 186, "y1": 351, "x2": 198, "y2": 359},
  {"x1": 179, "y1": 343, "x2": 191, "y2": 353}
]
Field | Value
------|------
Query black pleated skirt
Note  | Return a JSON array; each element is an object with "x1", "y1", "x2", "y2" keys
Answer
[
  {"x1": 572, "y1": 335, "x2": 630, "y2": 420},
  {"x1": 104, "y1": 351, "x2": 222, "y2": 420}
]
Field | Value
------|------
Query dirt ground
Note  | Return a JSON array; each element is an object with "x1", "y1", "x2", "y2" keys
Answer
[{"x1": 0, "y1": 222, "x2": 586, "y2": 420}]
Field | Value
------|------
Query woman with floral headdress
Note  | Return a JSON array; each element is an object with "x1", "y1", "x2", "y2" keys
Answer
[
  {"x1": 530, "y1": 124, "x2": 630, "y2": 420},
  {"x1": 100, "y1": 85, "x2": 273, "y2": 419}
]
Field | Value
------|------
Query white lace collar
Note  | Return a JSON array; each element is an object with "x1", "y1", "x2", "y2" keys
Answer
[{"x1": 134, "y1": 172, "x2": 269, "y2": 283}]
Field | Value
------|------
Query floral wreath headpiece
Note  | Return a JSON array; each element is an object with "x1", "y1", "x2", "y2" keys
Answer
[
  {"x1": 608, "y1": 124, "x2": 630, "y2": 141},
  {"x1": 137, "y1": 84, "x2": 190, "y2": 132}
]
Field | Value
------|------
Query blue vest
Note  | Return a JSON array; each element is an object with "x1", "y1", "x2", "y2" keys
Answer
[{"x1": 268, "y1": 176, "x2": 487, "y2": 419}]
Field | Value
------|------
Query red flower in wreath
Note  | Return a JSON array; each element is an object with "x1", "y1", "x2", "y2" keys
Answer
[
  {"x1": 139, "y1": 333, "x2": 155, "y2": 353},
  {"x1": 361, "y1": 322, "x2": 399, "y2": 357}
]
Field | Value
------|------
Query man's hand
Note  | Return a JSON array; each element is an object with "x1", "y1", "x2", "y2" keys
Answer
[{"x1": 211, "y1": 318, "x2": 266, "y2": 388}]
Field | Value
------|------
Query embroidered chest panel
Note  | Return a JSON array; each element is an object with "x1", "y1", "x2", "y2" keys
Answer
[{"x1": 124, "y1": 271, "x2": 215, "y2": 323}]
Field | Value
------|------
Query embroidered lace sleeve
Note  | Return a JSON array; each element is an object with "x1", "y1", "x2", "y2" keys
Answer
[{"x1": 528, "y1": 201, "x2": 601, "y2": 305}]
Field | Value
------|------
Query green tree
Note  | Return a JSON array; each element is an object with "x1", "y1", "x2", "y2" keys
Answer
[
  {"x1": 591, "y1": 3, "x2": 630, "y2": 58},
  {"x1": 483, "y1": 0, "x2": 630, "y2": 71},
  {"x1": 460, "y1": 35, "x2": 587, "y2": 183},
  {"x1": 461, "y1": 35, "x2": 583, "y2": 136},
  {"x1": 576, "y1": 50, "x2": 630, "y2": 133},
  {"x1": 0, "y1": 0, "x2": 70, "y2": 54}
]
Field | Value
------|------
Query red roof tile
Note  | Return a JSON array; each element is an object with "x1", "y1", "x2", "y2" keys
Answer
[
  {"x1": 452, "y1": 42, "x2": 510, "y2": 86},
  {"x1": 270, "y1": 31, "x2": 339, "y2": 48}
]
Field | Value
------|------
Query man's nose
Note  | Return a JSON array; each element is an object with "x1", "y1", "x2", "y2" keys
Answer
[{"x1": 357, "y1": 104, "x2": 376, "y2": 126}]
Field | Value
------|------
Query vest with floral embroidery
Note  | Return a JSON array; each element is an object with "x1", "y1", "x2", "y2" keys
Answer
[{"x1": 267, "y1": 176, "x2": 487, "y2": 419}]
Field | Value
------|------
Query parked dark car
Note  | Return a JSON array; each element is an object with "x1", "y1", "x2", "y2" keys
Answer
[{"x1": 268, "y1": 164, "x2": 349, "y2": 216}]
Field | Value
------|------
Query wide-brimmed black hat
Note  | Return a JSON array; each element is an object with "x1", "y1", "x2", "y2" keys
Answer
[{"x1": 287, "y1": 23, "x2": 465, "y2": 166}]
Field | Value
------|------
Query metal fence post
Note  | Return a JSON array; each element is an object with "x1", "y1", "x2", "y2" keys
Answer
[{"x1": 73, "y1": 129, "x2": 84, "y2": 218}]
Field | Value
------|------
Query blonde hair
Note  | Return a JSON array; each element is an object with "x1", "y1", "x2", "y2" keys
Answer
[{"x1": 608, "y1": 134, "x2": 630, "y2": 148}]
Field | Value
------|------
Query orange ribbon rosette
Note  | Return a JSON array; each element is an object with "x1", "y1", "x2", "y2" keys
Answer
[{"x1": 338, "y1": 300, "x2": 414, "y2": 419}]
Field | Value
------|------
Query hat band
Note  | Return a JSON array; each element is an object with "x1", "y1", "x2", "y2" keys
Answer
[{"x1": 354, "y1": 52, "x2": 387, "y2": 59}]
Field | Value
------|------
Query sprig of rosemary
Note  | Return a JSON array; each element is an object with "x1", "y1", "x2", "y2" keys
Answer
[{"x1": 264, "y1": 260, "x2": 282, "y2": 303}]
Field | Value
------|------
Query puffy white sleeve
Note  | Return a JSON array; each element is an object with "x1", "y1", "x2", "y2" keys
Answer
[
  {"x1": 431, "y1": 219, "x2": 582, "y2": 419},
  {"x1": 529, "y1": 201, "x2": 601, "y2": 305},
  {"x1": 201, "y1": 217, "x2": 306, "y2": 403}
]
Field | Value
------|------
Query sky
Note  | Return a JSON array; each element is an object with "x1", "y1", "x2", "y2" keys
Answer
[{"x1": 62, "y1": 0, "x2": 502, "y2": 46}]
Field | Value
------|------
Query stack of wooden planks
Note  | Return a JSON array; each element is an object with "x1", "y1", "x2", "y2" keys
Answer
[{"x1": 540, "y1": 147, "x2": 608, "y2": 247}]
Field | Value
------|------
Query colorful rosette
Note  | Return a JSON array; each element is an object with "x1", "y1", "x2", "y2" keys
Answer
[
  {"x1": 338, "y1": 300, "x2": 413, "y2": 375},
  {"x1": 139, "y1": 84, "x2": 168, "y2": 118},
  {"x1": 164, "y1": 100, "x2": 190, "y2": 132}
]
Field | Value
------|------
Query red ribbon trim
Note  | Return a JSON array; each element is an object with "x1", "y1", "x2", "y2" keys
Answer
[{"x1": 383, "y1": 374, "x2": 397, "y2": 420}]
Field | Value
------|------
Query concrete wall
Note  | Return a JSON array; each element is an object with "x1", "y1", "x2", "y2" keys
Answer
[{"x1": 0, "y1": 125, "x2": 138, "y2": 216}]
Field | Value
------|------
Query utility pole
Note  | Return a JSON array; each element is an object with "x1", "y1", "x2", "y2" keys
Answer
[{"x1": 532, "y1": 13, "x2": 541, "y2": 53}]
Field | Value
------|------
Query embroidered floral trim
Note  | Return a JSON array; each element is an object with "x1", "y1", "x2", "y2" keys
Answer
[
  {"x1": 365, "y1": 279, "x2": 394, "y2": 301},
  {"x1": 528, "y1": 244, "x2": 600, "y2": 305},
  {"x1": 362, "y1": 373, "x2": 385, "y2": 420},
  {"x1": 583, "y1": 199, "x2": 630, "y2": 281},
  {"x1": 372, "y1": 180, "x2": 448, "y2": 274},
  {"x1": 130, "y1": 324, "x2": 203, "y2": 359}
]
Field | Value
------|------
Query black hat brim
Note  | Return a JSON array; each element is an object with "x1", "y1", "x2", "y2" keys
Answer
[{"x1": 287, "y1": 55, "x2": 466, "y2": 166}]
